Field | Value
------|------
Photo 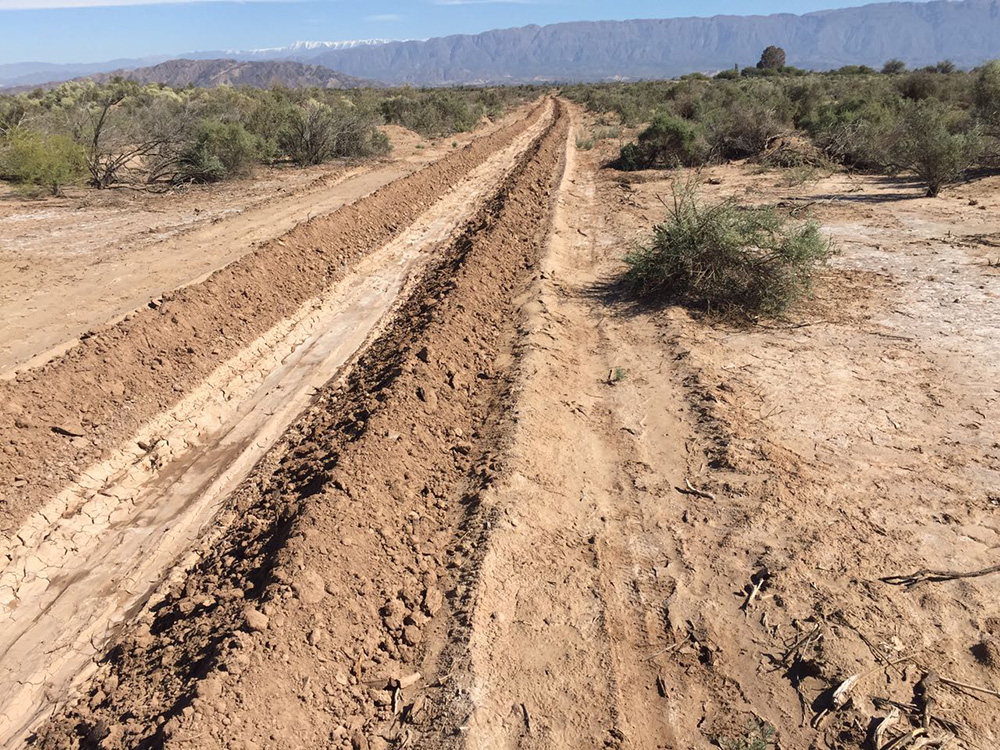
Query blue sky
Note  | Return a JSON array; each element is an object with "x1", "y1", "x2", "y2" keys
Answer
[{"x1": 0, "y1": 0, "x2": 922, "y2": 65}]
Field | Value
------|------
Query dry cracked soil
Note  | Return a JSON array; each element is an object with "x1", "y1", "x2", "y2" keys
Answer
[{"x1": 0, "y1": 99, "x2": 998, "y2": 750}]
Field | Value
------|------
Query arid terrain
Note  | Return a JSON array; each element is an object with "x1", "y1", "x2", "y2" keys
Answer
[{"x1": 0, "y1": 98, "x2": 998, "y2": 750}]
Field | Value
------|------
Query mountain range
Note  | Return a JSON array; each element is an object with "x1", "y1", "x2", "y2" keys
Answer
[
  {"x1": 3, "y1": 0, "x2": 1000, "y2": 90},
  {"x1": 68, "y1": 59, "x2": 374, "y2": 92}
]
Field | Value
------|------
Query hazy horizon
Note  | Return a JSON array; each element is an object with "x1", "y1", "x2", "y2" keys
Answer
[{"x1": 0, "y1": 0, "x2": 937, "y2": 66}]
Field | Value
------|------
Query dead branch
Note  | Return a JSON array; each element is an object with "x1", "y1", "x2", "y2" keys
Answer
[
  {"x1": 675, "y1": 478, "x2": 716, "y2": 501},
  {"x1": 882, "y1": 564, "x2": 1000, "y2": 589}
]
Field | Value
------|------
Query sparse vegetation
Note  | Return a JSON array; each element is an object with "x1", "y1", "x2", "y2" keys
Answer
[
  {"x1": 564, "y1": 53, "x2": 1000, "y2": 197},
  {"x1": 0, "y1": 80, "x2": 534, "y2": 192},
  {"x1": 720, "y1": 720, "x2": 776, "y2": 750},
  {"x1": 621, "y1": 183, "x2": 831, "y2": 318}
]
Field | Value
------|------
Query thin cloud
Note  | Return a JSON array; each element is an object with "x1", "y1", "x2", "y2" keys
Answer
[
  {"x1": 366, "y1": 13, "x2": 402, "y2": 21},
  {"x1": 0, "y1": 0, "x2": 290, "y2": 8}
]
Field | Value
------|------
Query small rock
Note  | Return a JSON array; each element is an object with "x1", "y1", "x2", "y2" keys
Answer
[
  {"x1": 382, "y1": 599, "x2": 406, "y2": 630},
  {"x1": 244, "y1": 607, "x2": 270, "y2": 632},
  {"x1": 402, "y1": 625, "x2": 422, "y2": 646},
  {"x1": 423, "y1": 587, "x2": 444, "y2": 616},
  {"x1": 293, "y1": 571, "x2": 326, "y2": 604},
  {"x1": 416, "y1": 385, "x2": 438, "y2": 412}
]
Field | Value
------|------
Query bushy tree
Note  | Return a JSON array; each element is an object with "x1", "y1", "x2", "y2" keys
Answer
[
  {"x1": 0, "y1": 128, "x2": 86, "y2": 195},
  {"x1": 758, "y1": 46, "x2": 787, "y2": 71},
  {"x1": 177, "y1": 120, "x2": 262, "y2": 182},
  {"x1": 882, "y1": 59, "x2": 907, "y2": 75},
  {"x1": 890, "y1": 99, "x2": 982, "y2": 196},
  {"x1": 617, "y1": 113, "x2": 707, "y2": 170}
]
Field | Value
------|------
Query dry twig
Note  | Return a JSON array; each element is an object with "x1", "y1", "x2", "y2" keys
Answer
[
  {"x1": 676, "y1": 478, "x2": 716, "y2": 501},
  {"x1": 882, "y1": 564, "x2": 1000, "y2": 589}
]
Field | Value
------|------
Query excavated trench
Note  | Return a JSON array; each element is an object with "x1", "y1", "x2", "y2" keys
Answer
[{"x1": 0, "y1": 100, "x2": 563, "y2": 748}]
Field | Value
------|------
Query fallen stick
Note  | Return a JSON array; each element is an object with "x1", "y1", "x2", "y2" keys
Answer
[
  {"x1": 881, "y1": 563, "x2": 1000, "y2": 589},
  {"x1": 939, "y1": 676, "x2": 1000, "y2": 700},
  {"x1": 676, "y1": 478, "x2": 716, "y2": 501}
]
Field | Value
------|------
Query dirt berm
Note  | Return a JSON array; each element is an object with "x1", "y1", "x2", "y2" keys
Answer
[
  {"x1": 0, "y1": 99, "x2": 547, "y2": 538},
  {"x1": 29, "y1": 102, "x2": 570, "y2": 748}
]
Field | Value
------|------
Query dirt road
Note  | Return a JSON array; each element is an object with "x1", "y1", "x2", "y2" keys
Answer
[{"x1": 2, "y1": 100, "x2": 998, "y2": 750}]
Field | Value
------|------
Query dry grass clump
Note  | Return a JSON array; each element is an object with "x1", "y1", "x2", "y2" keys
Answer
[{"x1": 622, "y1": 184, "x2": 831, "y2": 318}]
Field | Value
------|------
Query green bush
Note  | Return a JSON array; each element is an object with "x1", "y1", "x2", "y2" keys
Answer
[
  {"x1": 617, "y1": 113, "x2": 707, "y2": 170},
  {"x1": 177, "y1": 120, "x2": 262, "y2": 183},
  {"x1": 706, "y1": 101, "x2": 786, "y2": 159},
  {"x1": 974, "y1": 59, "x2": 1000, "y2": 135},
  {"x1": 0, "y1": 128, "x2": 86, "y2": 195},
  {"x1": 621, "y1": 185, "x2": 831, "y2": 317},
  {"x1": 281, "y1": 102, "x2": 389, "y2": 166},
  {"x1": 890, "y1": 99, "x2": 983, "y2": 196},
  {"x1": 379, "y1": 91, "x2": 479, "y2": 137},
  {"x1": 721, "y1": 720, "x2": 776, "y2": 750}
]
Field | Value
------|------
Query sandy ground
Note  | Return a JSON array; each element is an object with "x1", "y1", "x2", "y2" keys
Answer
[
  {"x1": 1, "y1": 101, "x2": 998, "y2": 749},
  {"x1": 556, "y1": 133, "x2": 1000, "y2": 748}
]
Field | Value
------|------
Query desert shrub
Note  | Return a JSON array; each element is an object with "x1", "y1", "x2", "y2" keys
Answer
[
  {"x1": 721, "y1": 720, "x2": 775, "y2": 750},
  {"x1": 897, "y1": 70, "x2": 945, "y2": 101},
  {"x1": 177, "y1": 120, "x2": 262, "y2": 183},
  {"x1": 616, "y1": 113, "x2": 707, "y2": 170},
  {"x1": 379, "y1": 91, "x2": 478, "y2": 136},
  {"x1": 882, "y1": 59, "x2": 907, "y2": 75},
  {"x1": 890, "y1": 99, "x2": 983, "y2": 196},
  {"x1": 281, "y1": 101, "x2": 388, "y2": 166},
  {"x1": 974, "y1": 60, "x2": 1000, "y2": 135},
  {"x1": 0, "y1": 128, "x2": 86, "y2": 195},
  {"x1": 810, "y1": 100, "x2": 901, "y2": 170},
  {"x1": 757, "y1": 135, "x2": 828, "y2": 168},
  {"x1": 705, "y1": 100, "x2": 787, "y2": 159},
  {"x1": 591, "y1": 125, "x2": 622, "y2": 141},
  {"x1": 621, "y1": 185, "x2": 830, "y2": 317}
]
